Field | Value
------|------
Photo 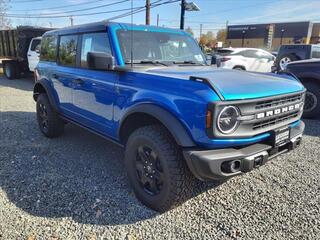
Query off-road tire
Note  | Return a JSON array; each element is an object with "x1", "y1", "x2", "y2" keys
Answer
[
  {"x1": 303, "y1": 81, "x2": 320, "y2": 118},
  {"x1": 36, "y1": 93, "x2": 64, "y2": 138},
  {"x1": 125, "y1": 125, "x2": 195, "y2": 212}
]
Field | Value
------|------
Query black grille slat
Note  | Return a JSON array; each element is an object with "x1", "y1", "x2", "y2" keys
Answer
[
  {"x1": 255, "y1": 94, "x2": 303, "y2": 110},
  {"x1": 253, "y1": 111, "x2": 299, "y2": 130}
]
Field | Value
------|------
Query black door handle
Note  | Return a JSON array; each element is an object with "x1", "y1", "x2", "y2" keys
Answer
[
  {"x1": 52, "y1": 74, "x2": 59, "y2": 79},
  {"x1": 73, "y1": 78, "x2": 84, "y2": 85},
  {"x1": 28, "y1": 54, "x2": 31, "y2": 57}
]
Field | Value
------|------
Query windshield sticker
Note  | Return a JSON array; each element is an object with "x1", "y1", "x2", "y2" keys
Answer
[{"x1": 195, "y1": 54, "x2": 204, "y2": 62}]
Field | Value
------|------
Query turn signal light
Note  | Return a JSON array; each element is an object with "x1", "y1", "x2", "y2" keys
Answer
[{"x1": 206, "y1": 110, "x2": 213, "y2": 129}]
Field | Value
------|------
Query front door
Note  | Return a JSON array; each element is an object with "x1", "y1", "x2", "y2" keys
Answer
[{"x1": 71, "y1": 32, "x2": 117, "y2": 137}]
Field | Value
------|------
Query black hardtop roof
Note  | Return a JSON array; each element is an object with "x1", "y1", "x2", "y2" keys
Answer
[
  {"x1": 43, "y1": 21, "x2": 184, "y2": 36},
  {"x1": 44, "y1": 21, "x2": 112, "y2": 36}
]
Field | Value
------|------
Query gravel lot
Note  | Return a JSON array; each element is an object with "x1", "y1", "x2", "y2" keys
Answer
[{"x1": 0, "y1": 76, "x2": 319, "y2": 240}]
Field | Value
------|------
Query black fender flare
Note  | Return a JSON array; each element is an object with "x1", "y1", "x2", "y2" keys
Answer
[
  {"x1": 33, "y1": 79, "x2": 60, "y2": 112},
  {"x1": 119, "y1": 104, "x2": 196, "y2": 147},
  {"x1": 295, "y1": 72, "x2": 320, "y2": 82}
]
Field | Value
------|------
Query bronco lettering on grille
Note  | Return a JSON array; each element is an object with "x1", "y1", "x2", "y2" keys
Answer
[{"x1": 256, "y1": 103, "x2": 302, "y2": 119}]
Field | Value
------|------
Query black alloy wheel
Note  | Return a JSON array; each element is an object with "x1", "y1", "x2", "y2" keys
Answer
[{"x1": 135, "y1": 145, "x2": 164, "y2": 196}]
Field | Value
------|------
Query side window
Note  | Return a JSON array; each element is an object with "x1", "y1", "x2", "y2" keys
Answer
[
  {"x1": 30, "y1": 39, "x2": 41, "y2": 51},
  {"x1": 40, "y1": 36, "x2": 57, "y2": 62},
  {"x1": 312, "y1": 47, "x2": 320, "y2": 58},
  {"x1": 80, "y1": 32, "x2": 112, "y2": 68},
  {"x1": 59, "y1": 35, "x2": 78, "y2": 67}
]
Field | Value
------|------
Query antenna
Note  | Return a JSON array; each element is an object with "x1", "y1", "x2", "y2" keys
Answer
[{"x1": 130, "y1": 0, "x2": 133, "y2": 68}]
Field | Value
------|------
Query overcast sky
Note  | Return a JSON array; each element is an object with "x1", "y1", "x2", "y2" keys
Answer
[{"x1": 6, "y1": 0, "x2": 320, "y2": 37}]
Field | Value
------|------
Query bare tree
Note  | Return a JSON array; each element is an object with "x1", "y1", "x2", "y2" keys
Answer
[{"x1": 0, "y1": 0, "x2": 11, "y2": 29}]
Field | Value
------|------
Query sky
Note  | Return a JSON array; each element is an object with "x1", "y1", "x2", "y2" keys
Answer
[{"x1": 5, "y1": 0, "x2": 320, "y2": 38}]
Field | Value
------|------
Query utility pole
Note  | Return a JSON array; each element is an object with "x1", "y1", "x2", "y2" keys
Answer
[
  {"x1": 69, "y1": 16, "x2": 74, "y2": 26},
  {"x1": 157, "y1": 14, "x2": 159, "y2": 27},
  {"x1": 146, "y1": 0, "x2": 150, "y2": 25},
  {"x1": 225, "y1": 20, "x2": 229, "y2": 46},
  {"x1": 180, "y1": 0, "x2": 185, "y2": 30},
  {"x1": 200, "y1": 23, "x2": 203, "y2": 38}
]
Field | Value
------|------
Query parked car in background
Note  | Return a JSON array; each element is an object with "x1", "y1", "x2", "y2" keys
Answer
[
  {"x1": 0, "y1": 26, "x2": 49, "y2": 79},
  {"x1": 215, "y1": 48, "x2": 275, "y2": 72},
  {"x1": 283, "y1": 59, "x2": 320, "y2": 118},
  {"x1": 33, "y1": 21, "x2": 305, "y2": 212},
  {"x1": 274, "y1": 44, "x2": 320, "y2": 71}
]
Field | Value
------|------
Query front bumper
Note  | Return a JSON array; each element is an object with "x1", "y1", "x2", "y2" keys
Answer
[{"x1": 183, "y1": 121, "x2": 304, "y2": 181}]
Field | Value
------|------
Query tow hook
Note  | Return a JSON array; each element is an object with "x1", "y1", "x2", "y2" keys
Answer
[{"x1": 242, "y1": 151, "x2": 269, "y2": 172}]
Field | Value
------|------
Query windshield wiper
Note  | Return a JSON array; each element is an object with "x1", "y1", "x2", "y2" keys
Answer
[
  {"x1": 125, "y1": 60, "x2": 170, "y2": 67},
  {"x1": 173, "y1": 60, "x2": 205, "y2": 66}
]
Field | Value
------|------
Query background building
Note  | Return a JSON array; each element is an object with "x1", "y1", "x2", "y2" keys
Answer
[{"x1": 226, "y1": 21, "x2": 320, "y2": 50}]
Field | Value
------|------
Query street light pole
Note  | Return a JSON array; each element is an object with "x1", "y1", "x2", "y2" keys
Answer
[
  {"x1": 280, "y1": 29, "x2": 285, "y2": 45},
  {"x1": 242, "y1": 30, "x2": 246, "y2": 47},
  {"x1": 180, "y1": 0, "x2": 186, "y2": 30}
]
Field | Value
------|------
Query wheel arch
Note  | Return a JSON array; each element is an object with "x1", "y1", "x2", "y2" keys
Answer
[
  {"x1": 33, "y1": 79, "x2": 60, "y2": 112},
  {"x1": 118, "y1": 104, "x2": 196, "y2": 147},
  {"x1": 233, "y1": 65, "x2": 246, "y2": 70}
]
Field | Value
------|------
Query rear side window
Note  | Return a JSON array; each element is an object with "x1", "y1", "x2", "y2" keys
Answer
[
  {"x1": 40, "y1": 36, "x2": 57, "y2": 62},
  {"x1": 80, "y1": 32, "x2": 112, "y2": 68},
  {"x1": 59, "y1": 35, "x2": 78, "y2": 67},
  {"x1": 216, "y1": 49, "x2": 234, "y2": 56},
  {"x1": 236, "y1": 50, "x2": 258, "y2": 58}
]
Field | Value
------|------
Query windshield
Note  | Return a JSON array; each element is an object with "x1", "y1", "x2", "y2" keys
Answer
[{"x1": 117, "y1": 30, "x2": 206, "y2": 65}]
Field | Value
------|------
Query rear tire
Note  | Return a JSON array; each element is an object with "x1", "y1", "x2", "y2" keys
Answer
[
  {"x1": 36, "y1": 93, "x2": 64, "y2": 138},
  {"x1": 3, "y1": 62, "x2": 17, "y2": 79},
  {"x1": 303, "y1": 81, "x2": 320, "y2": 118},
  {"x1": 125, "y1": 125, "x2": 195, "y2": 212}
]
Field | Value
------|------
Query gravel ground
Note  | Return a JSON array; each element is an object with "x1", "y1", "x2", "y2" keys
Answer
[{"x1": 0, "y1": 76, "x2": 319, "y2": 240}]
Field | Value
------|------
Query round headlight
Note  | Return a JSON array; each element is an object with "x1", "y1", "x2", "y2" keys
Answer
[{"x1": 217, "y1": 106, "x2": 240, "y2": 134}]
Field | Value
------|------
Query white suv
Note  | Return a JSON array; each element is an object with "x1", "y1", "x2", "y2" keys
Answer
[{"x1": 216, "y1": 48, "x2": 275, "y2": 72}]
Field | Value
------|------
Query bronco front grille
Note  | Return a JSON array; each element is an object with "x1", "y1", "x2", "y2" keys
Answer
[
  {"x1": 255, "y1": 93, "x2": 304, "y2": 110},
  {"x1": 210, "y1": 91, "x2": 305, "y2": 138}
]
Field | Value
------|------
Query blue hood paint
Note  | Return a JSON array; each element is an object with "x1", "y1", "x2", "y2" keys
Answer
[{"x1": 144, "y1": 66, "x2": 304, "y2": 100}]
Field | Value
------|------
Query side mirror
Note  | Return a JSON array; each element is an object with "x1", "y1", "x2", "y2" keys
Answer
[{"x1": 87, "y1": 52, "x2": 115, "y2": 70}]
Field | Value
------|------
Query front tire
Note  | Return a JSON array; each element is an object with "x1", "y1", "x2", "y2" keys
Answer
[
  {"x1": 303, "y1": 81, "x2": 320, "y2": 118},
  {"x1": 36, "y1": 93, "x2": 64, "y2": 138},
  {"x1": 125, "y1": 125, "x2": 195, "y2": 212}
]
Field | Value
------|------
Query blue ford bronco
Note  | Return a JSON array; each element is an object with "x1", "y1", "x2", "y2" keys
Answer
[{"x1": 33, "y1": 21, "x2": 305, "y2": 212}]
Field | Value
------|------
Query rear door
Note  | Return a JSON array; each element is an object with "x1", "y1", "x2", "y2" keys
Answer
[
  {"x1": 52, "y1": 34, "x2": 79, "y2": 115},
  {"x1": 27, "y1": 38, "x2": 41, "y2": 71},
  {"x1": 71, "y1": 31, "x2": 118, "y2": 137}
]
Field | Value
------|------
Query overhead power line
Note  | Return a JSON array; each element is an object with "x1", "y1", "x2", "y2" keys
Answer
[
  {"x1": 5, "y1": 0, "x2": 179, "y2": 19},
  {"x1": 6, "y1": 0, "x2": 45, "y2": 3},
  {"x1": 9, "y1": 0, "x2": 105, "y2": 12},
  {"x1": 7, "y1": 0, "x2": 130, "y2": 16}
]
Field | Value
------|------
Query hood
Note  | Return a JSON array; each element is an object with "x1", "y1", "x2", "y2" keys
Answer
[{"x1": 144, "y1": 66, "x2": 304, "y2": 100}]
